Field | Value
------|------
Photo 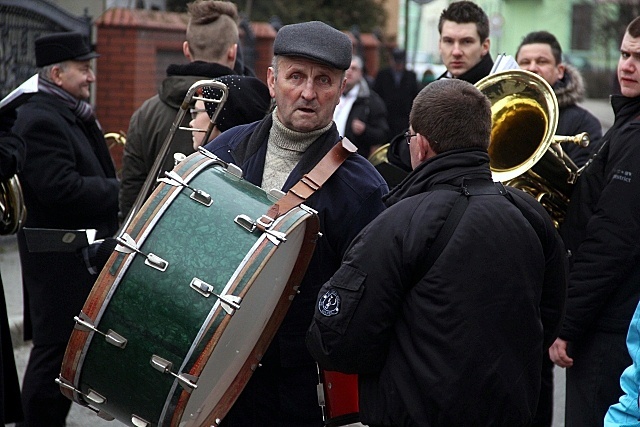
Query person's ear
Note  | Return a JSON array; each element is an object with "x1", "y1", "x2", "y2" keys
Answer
[
  {"x1": 227, "y1": 43, "x2": 238, "y2": 68},
  {"x1": 267, "y1": 67, "x2": 277, "y2": 98},
  {"x1": 183, "y1": 41, "x2": 193, "y2": 61},
  {"x1": 557, "y1": 63, "x2": 566, "y2": 81},
  {"x1": 50, "y1": 65, "x2": 63, "y2": 86}
]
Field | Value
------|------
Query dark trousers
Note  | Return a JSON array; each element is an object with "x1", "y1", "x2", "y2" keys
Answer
[
  {"x1": 565, "y1": 331, "x2": 630, "y2": 427},
  {"x1": 19, "y1": 342, "x2": 71, "y2": 427},
  {"x1": 531, "y1": 352, "x2": 554, "y2": 427}
]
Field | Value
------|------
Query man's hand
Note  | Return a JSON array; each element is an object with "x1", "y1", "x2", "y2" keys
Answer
[{"x1": 549, "y1": 338, "x2": 574, "y2": 368}]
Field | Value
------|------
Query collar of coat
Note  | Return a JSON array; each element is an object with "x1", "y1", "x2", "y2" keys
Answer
[
  {"x1": 383, "y1": 147, "x2": 492, "y2": 207},
  {"x1": 438, "y1": 53, "x2": 494, "y2": 85},
  {"x1": 554, "y1": 64, "x2": 585, "y2": 108},
  {"x1": 165, "y1": 61, "x2": 236, "y2": 79},
  {"x1": 228, "y1": 114, "x2": 343, "y2": 190}
]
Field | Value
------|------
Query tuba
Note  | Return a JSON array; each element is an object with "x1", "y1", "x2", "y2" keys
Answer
[
  {"x1": 0, "y1": 175, "x2": 26, "y2": 235},
  {"x1": 475, "y1": 69, "x2": 590, "y2": 227}
]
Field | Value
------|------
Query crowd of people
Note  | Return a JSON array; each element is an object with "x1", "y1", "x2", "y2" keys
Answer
[{"x1": 0, "y1": 0, "x2": 639, "y2": 426}]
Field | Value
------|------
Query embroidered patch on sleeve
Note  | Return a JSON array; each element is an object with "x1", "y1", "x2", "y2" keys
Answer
[{"x1": 318, "y1": 288, "x2": 341, "y2": 317}]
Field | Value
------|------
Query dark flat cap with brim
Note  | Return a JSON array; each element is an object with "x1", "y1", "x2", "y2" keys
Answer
[
  {"x1": 273, "y1": 21, "x2": 352, "y2": 70},
  {"x1": 35, "y1": 32, "x2": 99, "y2": 67}
]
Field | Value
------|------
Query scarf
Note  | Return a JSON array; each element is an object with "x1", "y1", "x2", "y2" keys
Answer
[{"x1": 38, "y1": 76, "x2": 95, "y2": 123}]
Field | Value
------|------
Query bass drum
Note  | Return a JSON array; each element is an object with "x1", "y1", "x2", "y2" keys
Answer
[{"x1": 58, "y1": 152, "x2": 319, "y2": 426}]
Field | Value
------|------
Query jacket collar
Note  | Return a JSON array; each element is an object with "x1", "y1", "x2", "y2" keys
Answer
[
  {"x1": 438, "y1": 53, "x2": 494, "y2": 85},
  {"x1": 554, "y1": 65, "x2": 585, "y2": 108},
  {"x1": 229, "y1": 114, "x2": 342, "y2": 190},
  {"x1": 383, "y1": 147, "x2": 492, "y2": 206}
]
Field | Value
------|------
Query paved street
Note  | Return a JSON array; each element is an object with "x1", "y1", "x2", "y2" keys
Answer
[{"x1": 0, "y1": 96, "x2": 613, "y2": 426}]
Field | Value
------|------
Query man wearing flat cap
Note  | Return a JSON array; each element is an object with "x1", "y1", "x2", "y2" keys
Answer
[
  {"x1": 11, "y1": 31, "x2": 119, "y2": 426},
  {"x1": 202, "y1": 20, "x2": 388, "y2": 426}
]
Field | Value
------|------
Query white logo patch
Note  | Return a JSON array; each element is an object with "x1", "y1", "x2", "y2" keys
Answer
[{"x1": 319, "y1": 288, "x2": 340, "y2": 317}]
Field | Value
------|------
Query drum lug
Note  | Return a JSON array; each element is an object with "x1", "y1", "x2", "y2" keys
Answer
[
  {"x1": 74, "y1": 312, "x2": 128, "y2": 349},
  {"x1": 234, "y1": 214, "x2": 257, "y2": 232},
  {"x1": 225, "y1": 162, "x2": 243, "y2": 178},
  {"x1": 190, "y1": 278, "x2": 242, "y2": 315},
  {"x1": 150, "y1": 355, "x2": 198, "y2": 392},
  {"x1": 161, "y1": 170, "x2": 213, "y2": 207},
  {"x1": 268, "y1": 188, "x2": 286, "y2": 201},
  {"x1": 131, "y1": 414, "x2": 151, "y2": 427},
  {"x1": 234, "y1": 214, "x2": 287, "y2": 245},
  {"x1": 56, "y1": 377, "x2": 109, "y2": 409},
  {"x1": 197, "y1": 147, "x2": 243, "y2": 178},
  {"x1": 116, "y1": 233, "x2": 169, "y2": 272},
  {"x1": 94, "y1": 409, "x2": 115, "y2": 421}
]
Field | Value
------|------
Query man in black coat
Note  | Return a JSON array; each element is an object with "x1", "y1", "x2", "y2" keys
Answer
[
  {"x1": 12, "y1": 32, "x2": 119, "y2": 426},
  {"x1": 515, "y1": 30, "x2": 603, "y2": 427},
  {"x1": 549, "y1": 17, "x2": 640, "y2": 427},
  {"x1": 372, "y1": 48, "x2": 418, "y2": 139},
  {"x1": 334, "y1": 55, "x2": 390, "y2": 157},
  {"x1": 385, "y1": 1, "x2": 494, "y2": 179},
  {"x1": 516, "y1": 31, "x2": 602, "y2": 168},
  {"x1": 307, "y1": 79, "x2": 567, "y2": 427}
]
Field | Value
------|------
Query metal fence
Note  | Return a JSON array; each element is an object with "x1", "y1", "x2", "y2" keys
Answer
[{"x1": 0, "y1": 0, "x2": 91, "y2": 98}]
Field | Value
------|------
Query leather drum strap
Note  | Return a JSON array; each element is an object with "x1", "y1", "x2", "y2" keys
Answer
[{"x1": 256, "y1": 138, "x2": 357, "y2": 231}]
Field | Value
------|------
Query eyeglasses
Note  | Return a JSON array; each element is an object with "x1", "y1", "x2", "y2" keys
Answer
[
  {"x1": 190, "y1": 108, "x2": 207, "y2": 120},
  {"x1": 404, "y1": 131, "x2": 417, "y2": 145}
]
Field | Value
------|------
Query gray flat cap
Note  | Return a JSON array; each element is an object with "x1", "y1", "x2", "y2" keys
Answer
[{"x1": 273, "y1": 21, "x2": 352, "y2": 70}]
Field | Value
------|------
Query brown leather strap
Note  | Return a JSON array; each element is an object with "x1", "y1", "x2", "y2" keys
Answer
[{"x1": 256, "y1": 137, "x2": 357, "y2": 231}]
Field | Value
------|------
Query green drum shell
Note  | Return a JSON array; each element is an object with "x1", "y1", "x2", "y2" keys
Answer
[{"x1": 62, "y1": 153, "x2": 317, "y2": 426}]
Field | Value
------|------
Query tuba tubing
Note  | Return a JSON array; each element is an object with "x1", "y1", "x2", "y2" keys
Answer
[{"x1": 475, "y1": 69, "x2": 591, "y2": 227}]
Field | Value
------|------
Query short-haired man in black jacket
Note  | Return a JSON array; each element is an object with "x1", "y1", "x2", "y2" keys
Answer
[{"x1": 308, "y1": 79, "x2": 567, "y2": 427}]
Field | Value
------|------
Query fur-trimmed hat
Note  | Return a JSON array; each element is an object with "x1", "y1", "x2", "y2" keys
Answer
[
  {"x1": 273, "y1": 21, "x2": 352, "y2": 70},
  {"x1": 35, "y1": 32, "x2": 99, "y2": 67}
]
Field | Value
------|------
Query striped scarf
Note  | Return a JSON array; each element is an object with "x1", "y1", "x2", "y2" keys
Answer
[{"x1": 38, "y1": 76, "x2": 96, "y2": 123}]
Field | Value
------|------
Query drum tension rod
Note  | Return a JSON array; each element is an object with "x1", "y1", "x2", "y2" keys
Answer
[
  {"x1": 150, "y1": 355, "x2": 198, "y2": 392},
  {"x1": 160, "y1": 170, "x2": 213, "y2": 207},
  {"x1": 73, "y1": 311, "x2": 128, "y2": 349},
  {"x1": 190, "y1": 278, "x2": 242, "y2": 315},
  {"x1": 116, "y1": 233, "x2": 169, "y2": 272}
]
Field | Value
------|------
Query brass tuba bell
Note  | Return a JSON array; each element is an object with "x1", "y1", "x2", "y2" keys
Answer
[
  {"x1": 0, "y1": 175, "x2": 26, "y2": 235},
  {"x1": 475, "y1": 69, "x2": 590, "y2": 227}
]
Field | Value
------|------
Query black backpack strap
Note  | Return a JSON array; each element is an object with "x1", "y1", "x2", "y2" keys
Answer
[{"x1": 424, "y1": 178, "x2": 505, "y2": 272}]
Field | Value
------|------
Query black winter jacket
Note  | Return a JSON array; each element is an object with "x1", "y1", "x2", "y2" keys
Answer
[
  {"x1": 14, "y1": 93, "x2": 119, "y2": 345},
  {"x1": 308, "y1": 148, "x2": 567, "y2": 427},
  {"x1": 559, "y1": 94, "x2": 640, "y2": 341}
]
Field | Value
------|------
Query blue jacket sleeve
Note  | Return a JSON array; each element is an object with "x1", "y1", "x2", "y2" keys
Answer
[{"x1": 604, "y1": 301, "x2": 640, "y2": 426}]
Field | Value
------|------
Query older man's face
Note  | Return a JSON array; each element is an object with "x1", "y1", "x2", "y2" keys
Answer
[
  {"x1": 618, "y1": 32, "x2": 640, "y2": 98},
  {"x1": 54, "y1": 60, "x2": 95, "y2": 100},
  {"x1": 268, "y1": 56, "x2": 346, "y2": 132}
]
